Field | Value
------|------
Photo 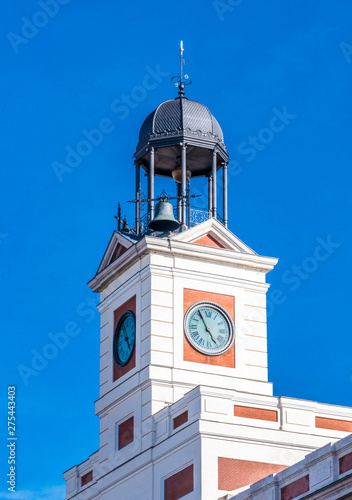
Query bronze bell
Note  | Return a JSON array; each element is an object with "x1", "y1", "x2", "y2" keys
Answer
[{"x1": 148, "y1": 197, "x2": 180, "y2": 232}]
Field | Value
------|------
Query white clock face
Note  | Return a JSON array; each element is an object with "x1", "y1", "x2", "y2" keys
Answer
[{"x1": 184, "y1": 301, "x2": 234, "y2": 356}]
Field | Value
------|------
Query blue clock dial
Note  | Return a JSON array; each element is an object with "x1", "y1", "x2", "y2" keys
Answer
[
  {"x1": 113, "y1": 311, "x2": 136, "y2": 367},
  {"x1": 184, "y1": 302, "x2": 234, "y2": 356}
]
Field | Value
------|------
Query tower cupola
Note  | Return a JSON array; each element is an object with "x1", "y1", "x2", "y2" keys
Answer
[{"x1": 132, "y1": 42, "x2": 229, "y2": 234}]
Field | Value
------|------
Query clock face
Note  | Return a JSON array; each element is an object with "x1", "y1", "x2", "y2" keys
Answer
[
  {"x1": 113, "y1": 311, "x2": 136, "y2": 367},
  {"x1": 184, "y1": 301, "x2": 234, "y2": 356}
]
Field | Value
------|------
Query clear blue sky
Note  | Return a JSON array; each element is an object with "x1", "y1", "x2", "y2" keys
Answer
[{"x1": 1, "y1": 1, "x2": 352, "y2": 498}]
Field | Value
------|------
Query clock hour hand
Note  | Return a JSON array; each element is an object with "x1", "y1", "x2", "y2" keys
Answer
[
  {"x1": 198, "y1": 310, "x2": 217, "y2": 344},
  {"x1": 122, "y1": 325, "x2": 131, "y2": 349}
]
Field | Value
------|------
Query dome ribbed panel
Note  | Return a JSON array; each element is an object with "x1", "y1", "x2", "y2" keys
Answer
[
  {"x1": 153, "y1": 100, "x2": 182, "y2": 133},
  {"x1": 139, "y1": 111, "x2": 155, "y2": 144},
  {"x1": 211, "y1": 116, "x2": 224, "y2": 141},
  {"x1": 182, "y1": 100, "x2": 212, "y2": 134},
  {"x1": 136, "y1": 98, "x2": 225, "y2": 150}
]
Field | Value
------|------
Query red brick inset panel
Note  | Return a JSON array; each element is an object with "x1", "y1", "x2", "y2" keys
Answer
[
  {"x1": 164, "y1": 464, "x2": 194, "y2": 500},
  {"x1": 193, "y1": 234, "x2": 225, "y2": 248},
  {"x1": 81, "y1": 470, "x2": 93, "y2": 487},
  {"x1": 183, "y1": 289, "x2": 235, "y2": 367},
  {"x1": 234, "y1": 405, "x2": 278, "y2": 422},
  {"x1": 340, "y1": 451, "x2": 352, "y2": 474},
  {"x1": 281, "y1": 475, "x2": 309, "y2": 500},
  {"x1": 218, "y1": 457, "x2": 287, "y2": 491},
  {"x1": 118, "y1": 416, "x2": 134, "y2": 450},
  {"x1": 113, "y1": 295, "x2": 136, "y2": 382},
  {"x1": 173, "y1": 411, "x2": 188, "y2": 430},
  {"x1": 315, "y1": 416, "x2": 352, "y2": 432}
]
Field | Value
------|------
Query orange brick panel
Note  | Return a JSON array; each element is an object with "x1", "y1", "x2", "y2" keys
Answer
[
  {"x1": 340, "y1": 452, "x2": 352, "y2": 474},
  {"x1": 164, "y1": 464, "x2": 194, "y2": 500},
  {"x1": 81, "y1": 470, "x2": 93, "y2": 487},
  {"x1": 234, "y1": 405, "x2": 278, "y2": 422},
  {"x1": 193, "y1": 234, "x2": 225, "y2": 248},
  {"x1": 113, "y1": 295, "x2": 136, "y2": 381},
  {"x1": 173, "y1": 411, "x2": 188, "y2": 430},
  {"x1": 118, "y1": 416, "x2": 134, "y2": 450},
  {"x1": 218, "y1": 457, "x2": 287, "y2": 491},
  {"x1": 183, "y1": 289, "x2": 235, "y2": 368},
  {"x1": 281, "y1": 475, "x2": 309, "y2": 500},
  {"x1": 315, "y1": 416, "x2": 352, "y2": 432},
  {"x1": 111, "y1": 244, "x2": 127, "y2": 262}
]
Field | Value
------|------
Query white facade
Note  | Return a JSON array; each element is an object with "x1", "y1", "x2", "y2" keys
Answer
[{"x1": 63, "y1": 219, "x2": 352, "y2": 500}]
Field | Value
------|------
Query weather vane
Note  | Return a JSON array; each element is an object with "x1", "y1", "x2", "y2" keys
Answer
[{"x1": 171, "y1": 40, "x2": 192, "y2": 97}]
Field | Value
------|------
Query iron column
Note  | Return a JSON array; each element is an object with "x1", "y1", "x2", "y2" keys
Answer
[
  {"x1": 177, "y1": 183, "x2": 182, "y2": 221},
  {"x1": 187, "y1": 179, "x2": 191, "y2": 228},
  {"x1": 212, "y1": 149, "x2": 217, "y2": 219},
  {"x1": 208, "y1": 174, "x2": 213, "y2": 218},
  {"x1": 181, "y1": 142, "x2": 187, "y2": 229},
  {"x1": 135, "y1": 162, "x2": 141, "y2": 235},
  {"x1": 223, "y1": 162, "x2": 228, "y2": 228},
  {"x1": 148, "y1": 147, "x2": 155, "y2": 221}
]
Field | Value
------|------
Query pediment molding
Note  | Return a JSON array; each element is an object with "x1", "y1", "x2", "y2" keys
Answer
[
  {"x1": 171, "y1": 218, "x2": 257, "y2": 255},
  {"x1": 90, "y1": 221, "x2": 278, "y2": 293},
  {"x1": 97, "y1": 232, "x2": 135, "y2": 274}
]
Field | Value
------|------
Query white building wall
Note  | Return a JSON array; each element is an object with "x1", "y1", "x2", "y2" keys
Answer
[{"x1": 94, "y1": 238, "x2": 275, "y2": 463}]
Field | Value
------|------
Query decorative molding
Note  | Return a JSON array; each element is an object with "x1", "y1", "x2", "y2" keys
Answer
[
  {"x1": 96, "y1": 231, "x2": 135, "y2": 274},
  {"x1": 89, "y1": 221, "x2": 278, "y2": 294}
]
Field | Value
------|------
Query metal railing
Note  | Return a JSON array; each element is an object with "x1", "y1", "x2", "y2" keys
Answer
[
  {"x1": 135, "y1": 207, "x2": 222, "y2": 235},
  {"x1": 190, "y1": 208, "x2": 210, "y2": 225}
]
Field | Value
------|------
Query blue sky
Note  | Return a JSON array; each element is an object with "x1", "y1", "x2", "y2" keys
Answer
[{"x1": 1, "y1": 0, "x2": 352, "y2": 498}]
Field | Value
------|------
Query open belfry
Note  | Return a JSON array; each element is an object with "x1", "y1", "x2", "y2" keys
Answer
[{"x1": 63, "y1": 45, "x2": 352, "y2": 500}]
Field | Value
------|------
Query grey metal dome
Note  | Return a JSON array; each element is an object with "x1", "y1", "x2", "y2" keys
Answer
[
  {"x1": 135, "y1": 96, "x2": 228, "y2": 179},
  {"x1": 137, "y1": 98, "x2": 225, "y2": 151}
]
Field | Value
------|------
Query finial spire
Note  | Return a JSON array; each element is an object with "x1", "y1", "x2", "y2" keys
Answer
[
  {"x1": 114, "y1": 202, "x2": 122, "y2": 231},
  {"x1": 171, "y1": 40, "x2": 191, "y2": 98},
  {"x1": 179, "y1": 40, "x2": 185, "y2": 97}
]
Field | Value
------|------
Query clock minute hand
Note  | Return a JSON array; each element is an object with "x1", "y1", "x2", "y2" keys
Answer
[
  {"x1": 198, "y1": 310, "x2": 217, "y2": 344},
  {"x1": 122, "y1": 325, "x2": 131, "y2": 349}
]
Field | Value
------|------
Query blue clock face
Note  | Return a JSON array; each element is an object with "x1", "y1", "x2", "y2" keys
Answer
[
  {"x1": 113, "y1": 311, "x2": 136, "y2": 367},
  {"x1": 184, "y1": 302, "x2": 234, "y2": 356}
]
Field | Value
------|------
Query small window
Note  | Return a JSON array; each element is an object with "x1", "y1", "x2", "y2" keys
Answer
[
  {"x1": 118, "y1": 416, "x2": 134, "y2": 450},
  {"x1": 173, "y1": 411, "x2": 188, "y2": 430},
  {"x1": 340, "y1": 451, "x2": 352, "y2": 475},
  {"x1": 81, "y1": 470, "x2": 93, "y2": 487},
  {"x1": 164, "y1": 464, "x2": 194, "y2": 500}
]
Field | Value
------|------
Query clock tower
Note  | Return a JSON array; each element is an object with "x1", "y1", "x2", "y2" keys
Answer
[{"x1": 63, "y1": 54, "x2": 352, "y2": 500}]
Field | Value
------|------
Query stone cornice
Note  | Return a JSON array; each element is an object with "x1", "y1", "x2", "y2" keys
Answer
[{"x1": 89, "y1": 224, "x2": 278, "y2": 293}]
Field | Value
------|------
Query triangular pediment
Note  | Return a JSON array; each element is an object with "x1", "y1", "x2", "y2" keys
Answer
[
  {"x1": 170, "y1": 218, "x2": 257, "y2": 255},
  {"x1": 89, "y1": 221, "x2": 277, "y2": 293},
  {"x1": 97, "y1": 231, "x2": 138, "y2": 274}
]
